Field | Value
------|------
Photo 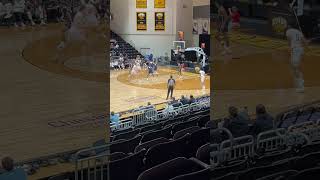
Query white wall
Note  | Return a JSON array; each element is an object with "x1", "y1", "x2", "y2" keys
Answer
[
  {"x1": 110, "y1": 0, "x2": 194, "y2": 57},
  {"x1": 176, "y1": 0, "x2": 193, "y2": 48}
]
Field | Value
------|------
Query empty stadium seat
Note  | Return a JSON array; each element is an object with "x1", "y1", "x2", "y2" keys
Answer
[
  {"x1": 169, "y1": 168, "x2": 210, "y2": 180},
  {"x1": 237, "y1": 157, "x2": 296, "y2": 180},
  {"x1": 110, "y1": 152, "x2": 128, "y2": 161},
  {"x1": 289, "y1": 167, "x2": 320, "y2": 180},
  {"x1": 134, "y1": 137, "x2": 170, "y2": 153},
  {"x1": 92, "y1": 139, "x2": 108, "y2": 155},
  {"x1": 144, "y1": 134, "x2": 190, "y2": 168},
  {"x1": 110, "y1": 149, "x2": 146, "y2": 180},
  {"x1": 295, "y1": 108, "x2": 314, "y2": 124},
  {"x1": 139, "y1": 122, "x2": 163, "y2": 133},
  {"x1": 278, "y1": 111, "x2": 299, "y2": 129},
  {"x1": 198, "y1": 115, "x2": 211, "y2": 127},
  {"x1": 110, "y1": 135, "x2": 141, "y2": 154},
  {"x1": 211, "y1": 160, "x2": 247, "y2": 178},
  {"x1": 172, "y1": 118, "x2": 199, "y2": 135},
  {"x1": 256, "y1": 170, "x2": 298, "y2": 180},
  {"x1": 137, "y1": 157, "x2": 207, "y2": 180},
  {"x1": 309, "y1": 109, "x2": 320, "y2": 122},
  {"x1": 141, "y1": 126, "x2": 172, "y2": 143},
  {"x1": 173, "y1": 126, "x2": 201, "y2": 140},
  {"x1": 295, "y1": 142, "x2": 320, "y2": 156},
  {"x1": 113, "y1": 129, "x2": 140, "y2": 141},
  {"x1": 111, "y1": 128, "x2": 133, "y2": 136},
  {"x1": 253, "y1": 149, "x2": 293, "y2": 167},
  {"x1": 196, "y1": 143, "x2": 210, "y2": 165},
  {"x1": 47, "y1": 172, "x2": 73, "y2": 180},
  {"x1": 294, "y1": 152, "x2": 320, "y2": 170},
  {"x1": 215, "y1": 172, "x2": 238, "y2": 180},
  {"x1": 188, "y1": 128, "x2": 210, "y2": 158}
]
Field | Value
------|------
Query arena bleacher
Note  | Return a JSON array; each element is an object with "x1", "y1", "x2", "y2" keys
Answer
[{"x1": 26, "y1": 98, "x2": 320, "y2": 180}]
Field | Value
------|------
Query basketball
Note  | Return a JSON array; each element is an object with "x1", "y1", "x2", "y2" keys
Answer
[{"x1": 195, "y1": 67, "x2": 200, "y2": 73}]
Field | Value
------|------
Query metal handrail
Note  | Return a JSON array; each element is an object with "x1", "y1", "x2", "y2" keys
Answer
[{"x1": 74, "y1": 143, "x2": 111, "y2": 180}]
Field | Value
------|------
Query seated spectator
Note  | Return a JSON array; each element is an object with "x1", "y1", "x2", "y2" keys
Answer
[
  {"x1": 223, "y1": 106, "x2": 250, "y2": 137},
  {"x1": 3, "y1": 0, "x2": 14, "y2": 26},
  {"x1": 0, "y1": 156, "x2": 27, "y2": 180},
  {"x1": 144, "y1": 102, "x2": 155, "y2": 110},
  {"x1": 13, "y1": 0, "x2": 26, "y2": 28},
  {"x1": 179, "y1": 95, "x2": 189, "y2": 105},
  {"x1": 0, "y1": 1, "x2": 5, "y2": 21},
  {"x1": 170, "y1": 97, "x2": 180, "y2": 107},
  {"x1": 239, "y1": 106, "x2": 250, "y2": 120},
  {"x1": 189, "y1": 95, "x2": 196, "y2": 104},
  {"x1": 164, "y1": 102, "x2": 174, "y2": 113},
  {"x1": 110, "y1": 111, "x2": 120, "y2": 126},
  {"x1": 252, "y1": 104, "x2": 274, "y2": 135}
]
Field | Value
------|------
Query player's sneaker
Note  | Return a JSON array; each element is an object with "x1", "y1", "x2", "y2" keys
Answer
[{"x1": 296, "y1": 79, "x2": 305, "y2": 93}]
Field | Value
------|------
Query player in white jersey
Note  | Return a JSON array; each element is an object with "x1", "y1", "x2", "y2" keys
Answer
[
  {"x1": 199, "y1": 68, "x2": 206, "y2": 90},
  {"x1": 285, "y1": 24, "x2": 309, "y2": 93},
  {"x1": 55, "y1": 5, "x2": 87, "y2": 63}
]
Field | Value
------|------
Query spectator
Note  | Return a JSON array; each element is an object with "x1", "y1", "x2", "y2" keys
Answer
[
  {"x1": 223, "y1": 106, "x2": 250, "y2": 137},
  {"x1": 13, "y1": 0, "x2": 26, "y2": 27},
  {"x1": 110, "y1": 111, "x2": 120, "y2": 126},
  {"x1": 3, "y1": 0, "x2": 14, "y2": 26},
  {"x1": 164, "y1": 101, "x2": 174, "y2": 113},
  {"x1": 179, "y1": 95, "x2": 189, "y2": 105},
  {"x1": 25, "y1": 0, "x2": 35, "y2": 25},
  {"x1": 0, "y1": 156, "x2": 27, "y2": 180},
  {"x1": 145, "y1": 102, "x2": 155, "y2": 109},
  {"x1": 171, "y1": 97, "x2": 180, "y2": 107},
  {"x1": 189, "y1": 95, "x2": 196, "y2": 104},
  {"x1": 252, "y1": 104, "x2": 274, "y2": 135},
  {"x1": 239, "y1": 106, "x2": 250, "y2": 120},
  {"x1": 36, "y1": 0, "x2": 47, "y2": 25},
  {"x1": 0, "y1": 1, "x2": 5, "y2": 21}
]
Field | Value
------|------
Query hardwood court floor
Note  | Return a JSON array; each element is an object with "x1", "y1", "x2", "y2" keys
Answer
[
  {"x1": 110, "y1": 68, "x2": 210, "y2": 113},
  {"x1": 0, "y1": 24, "x2": 108, "y2": 162},
  {"x1": 211, "y1": 28, "x2": 320, "y2": 118}
]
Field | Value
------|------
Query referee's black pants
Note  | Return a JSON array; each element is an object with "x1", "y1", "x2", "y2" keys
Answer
[{"x1": 167, "y1": 86, "x2": 174, "y2": 100}]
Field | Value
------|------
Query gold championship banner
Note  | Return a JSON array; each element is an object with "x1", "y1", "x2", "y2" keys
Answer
[
  {"x1": 137, "y1": 12, "x2": 147, "y2": 31},
  {"x1": 136, "y1": 0, "x2": 147, "y2": 8},
  {"x1": 154, "y1": 0, "x2": 165, "y2": 8},
  {"x1": 155, "y1": 12, "x2": 165, "y2": 31}
]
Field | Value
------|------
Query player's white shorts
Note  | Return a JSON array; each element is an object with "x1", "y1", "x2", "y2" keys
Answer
[
  {"x1": 291, "y1": 47, "x2": 304, "y2": 67},
  {"x1": 201, "y1": 77, "x2": 205, "y2": 83},
  {"x1": 66, "y1": 27, "x2": 86, "y2": 42}
]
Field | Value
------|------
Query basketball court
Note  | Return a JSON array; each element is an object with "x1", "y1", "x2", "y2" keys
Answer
[
  {"x1": 212, "y1": 25, "x2": 320, "y2": 118},
  {"x1": 0, "y1": 24, "x2": 107, "y2": 162},
  {"x1": 110, "y1": 67, "x2": 210, "y2": 113}
]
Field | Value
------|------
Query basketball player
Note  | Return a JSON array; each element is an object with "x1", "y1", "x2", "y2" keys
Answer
[
  {"x1": 286, "y1": 23, "x2": 309, "y2": 93},
  {"x1": 217, "y1": 4, "x2": 232, "y2": 55},
  {"x1": 55, "y1": 5, "x2": 87, "y2": 63},
  {"x1": 82, "y1": 0, "x2": 98, "y2": 28},
  {"x1": 199, "y1": 68, "x2": 206, "y2": 90}
]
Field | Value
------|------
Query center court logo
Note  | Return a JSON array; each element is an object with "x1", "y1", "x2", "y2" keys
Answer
[{"x1": 272, "y1": 16, "x2": 287, "y2": 34}]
